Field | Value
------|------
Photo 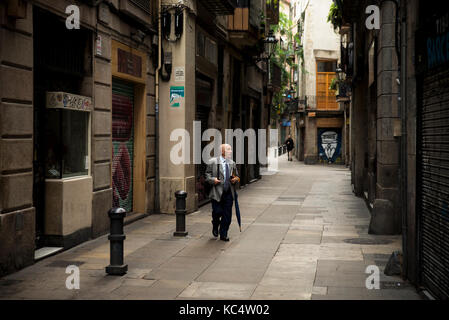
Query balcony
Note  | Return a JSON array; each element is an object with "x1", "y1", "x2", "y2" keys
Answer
[
  {"x1": 268, "y1": 62, "x2": 281, "y2": 91},
  {"x1": 198, "y1": 0, "x2": 238, "y2": 16},
  {"x1": 337, "y1": 0, "x2": 363, "y2": 23},
  {"x1": 119, "y1": 0, "x2": 152, "y2": 27},
  {"x1": 227, "y1": 0, "x2": 262, "y2": 48}
]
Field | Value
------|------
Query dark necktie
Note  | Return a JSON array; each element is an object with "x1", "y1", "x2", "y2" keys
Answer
[{"x1": 224, "y1": 161, "x2": 230, "y2": 192}]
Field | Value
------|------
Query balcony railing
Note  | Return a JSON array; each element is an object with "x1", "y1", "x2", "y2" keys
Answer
[{"x1": 268, "y1": 62, "x2": 281, "y2": 90}]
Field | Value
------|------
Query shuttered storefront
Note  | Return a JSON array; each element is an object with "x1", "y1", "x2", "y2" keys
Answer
[
  {"x1": 112, "y1": 79, "x2": 135, "y2": 213},
  {"x1": 418, "y1": 67, "x2": 449, "y2": 299},
  {"x1": 196, "y1": 76, "x2": 213, "y2": 205}
]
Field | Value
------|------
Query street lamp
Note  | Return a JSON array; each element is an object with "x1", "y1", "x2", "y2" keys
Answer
[
  {"x1": 335, "y1": 64, "x2": 348, "y2": 98},
  {"x1": 336, "y1": 64, "x2": 344, "y2": 81},
  {"x1": 264, "y1": 30, "x2": 278, "y2": 59},
  {"x1": 253, "y1": 30, "x2": 278, "y2": 63}
]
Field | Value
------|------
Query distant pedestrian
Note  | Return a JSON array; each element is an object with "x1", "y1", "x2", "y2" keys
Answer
[
  {"x1": 205, "y1": 144, "x2": 240, "y2": 241},
  {"x1": 285, "y1": 135, "x2": 294, "y2": 161}
]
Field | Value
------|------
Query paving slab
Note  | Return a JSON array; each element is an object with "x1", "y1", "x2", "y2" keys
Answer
[
  {"x1": 179, "y1": 281, "x2": 257, "y2": 299},
  {"x1": 0, "y1": 156, "x2": 421, "y2": 300}
]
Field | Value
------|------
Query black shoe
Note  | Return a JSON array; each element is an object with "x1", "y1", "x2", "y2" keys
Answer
[
  {"x1": 220, "y1": 236, "x2": 230, "y2": 242},
  {"x1": 212, "y1": 225, "x2": 219, "y2": 237}
]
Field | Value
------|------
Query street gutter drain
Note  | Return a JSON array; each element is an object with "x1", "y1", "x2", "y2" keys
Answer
[
  {"x1": 343, "y1": 238, "x2": 393, "y2": 245},
  {"x1": 380, "y1": 281, "x2": 411, "y2": 290}
]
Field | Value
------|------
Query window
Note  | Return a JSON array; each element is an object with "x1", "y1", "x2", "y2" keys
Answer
[
  {"x1": 316, "y1": 60, "x2": 338, "y2": 110},
  {"x1": 46, "y1": 109, "x2": 89, "y2": 179},
  {"x1": 196, "y1": 30, "x2": 217, "y2": 66},
  {"x1": 317, "y1": 60, "x2": 337, "y2": 73}
]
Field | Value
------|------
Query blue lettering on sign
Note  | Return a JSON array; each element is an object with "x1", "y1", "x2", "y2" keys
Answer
[{"x1": 427, "y1": 32, "x2": 449, "y2": 69}]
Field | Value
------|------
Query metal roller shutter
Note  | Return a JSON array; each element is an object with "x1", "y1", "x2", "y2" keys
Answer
[
  {"x1": 112, "y1": 79, "x2": 135, "y2": 213},
  {"x1": 419, "y1": 68, "x2": 449, "y2": 299}
]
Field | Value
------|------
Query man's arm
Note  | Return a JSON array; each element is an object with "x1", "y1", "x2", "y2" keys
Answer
[{"x1": 205, "y1": 159, "x2": 219, "y2": 185}]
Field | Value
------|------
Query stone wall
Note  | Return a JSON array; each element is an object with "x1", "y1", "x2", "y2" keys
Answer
[
  {"x1": 0, "y1": 2, "x2": 35, "y2": 276},
  {"x1": 371, "y1": 1, "x2": 401, "y2": 234}
]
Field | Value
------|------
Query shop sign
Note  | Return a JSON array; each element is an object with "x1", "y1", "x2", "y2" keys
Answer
[
  {"x1": 118, "y1": 48, "x2": 142, "y2": 78},
  {"x1": 170, "y1": 86, "x2": 184, "y2": 107},
  {"x1": 417, "y1": 11, "x2": 449, "y2": 73},
  {"x1": 282, "y1": 119, "x2": 291, "y2": 127},
  {"x1": 112, "y1": 40, "x2": 146, "y2": 83},
  {"x1": 46, "y1": 92, "x2": 92, "y2": 112}
]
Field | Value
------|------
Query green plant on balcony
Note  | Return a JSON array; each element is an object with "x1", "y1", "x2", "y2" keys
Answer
[
  {"x1": 329, "y1": 77, "x2": 338, "y2": 91},
  {"x1": 269, "y1": 11, "x2": 300, "y2": 122},
  {"x1": 327, "y1": 1, "x2": 343, "y2": 32}
]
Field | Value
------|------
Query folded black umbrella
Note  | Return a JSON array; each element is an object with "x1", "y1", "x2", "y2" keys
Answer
[{"x1": 234, "y1": 191, "x2": 241, "y2": 232}]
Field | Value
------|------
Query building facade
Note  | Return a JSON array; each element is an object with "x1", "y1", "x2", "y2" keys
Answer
[
  {"x1": 0, "y1": 0, "x2": 274, "y2": 277},
  {"x1": 292, "y1": 0, "x2": 344, "y2": 165},
  {"x1": 339, "y1": 0, "x2": 449, "y2": 299}
]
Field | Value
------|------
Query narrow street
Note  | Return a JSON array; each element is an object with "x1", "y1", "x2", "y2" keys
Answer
[{"x1": 0, "y1": 156, "x2": 421, "y2": 300}]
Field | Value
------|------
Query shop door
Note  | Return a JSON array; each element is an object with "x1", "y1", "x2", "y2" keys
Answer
[
  {"x1": 418, "y1": 68, "x2": 449, "y2": 299},
  {"x1": 112, "y1": 79, "x2": 135, "y2": 213},
  {"x1": 32, "y1": 7, "x2": 89, "y2": 248}
]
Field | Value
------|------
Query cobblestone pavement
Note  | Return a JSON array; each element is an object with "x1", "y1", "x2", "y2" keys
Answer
[{"x1": 0, "y1": 155, "x2": 421, "y2": 300}]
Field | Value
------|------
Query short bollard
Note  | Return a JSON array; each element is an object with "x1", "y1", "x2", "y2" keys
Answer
[
  {"x1": 174, "y1": 190, "x2": 188, "y2": 237},
  {"x1": 105, "y1": 207, "x2": 128, "y2": 275}
]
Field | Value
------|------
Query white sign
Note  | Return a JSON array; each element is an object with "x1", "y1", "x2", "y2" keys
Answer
[
  {"x1": 96, "y1": 35, "x2": 102, "y2": 56},
  {"x1": 174, "y1": 67, "x2": 185, "y2": 82}
]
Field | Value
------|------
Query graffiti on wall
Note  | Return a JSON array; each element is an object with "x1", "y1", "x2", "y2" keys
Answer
[{"x1": 318, "y1": 128, "x2": 342, "y2": 164}]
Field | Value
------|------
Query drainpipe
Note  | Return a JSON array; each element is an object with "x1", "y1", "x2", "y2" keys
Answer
[
  {"x1": 155, "y1": 0, "x2": 162, "y2": 213},
  {"x1": 399, "y1": 0, "x2": 408, "y2": 281}
]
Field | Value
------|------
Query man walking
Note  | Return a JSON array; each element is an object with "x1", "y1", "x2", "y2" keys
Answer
[
  {"x1": 205, "y1": 144, "x2": 240, "y2": 241},
  {"x1": 285, "y1": 135, "x2": 294, "y2": 161}
]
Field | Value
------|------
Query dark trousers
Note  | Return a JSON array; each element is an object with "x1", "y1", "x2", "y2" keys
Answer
[{"x1": 211, "y1": 189, "x2": 233, "y2": 238}]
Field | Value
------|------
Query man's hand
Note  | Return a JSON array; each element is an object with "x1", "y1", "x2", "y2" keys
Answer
[
  {"x1": 231, "y1": 176, "x2": 240, "y2": 184},
  {"x1": 214, "y1": 178, "x2": 221, "y2": 185}
]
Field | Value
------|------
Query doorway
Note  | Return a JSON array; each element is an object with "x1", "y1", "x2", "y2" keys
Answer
[
  {"x1": 33, "y1": 7, "x2": 90, "y2": 249},
  {"x1": 112, "y1": 79, "x2": 135, "y2": 213}
]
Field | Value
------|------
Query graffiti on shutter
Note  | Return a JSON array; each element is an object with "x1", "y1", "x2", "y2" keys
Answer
[{"x1": 112, "y1": 79, "x2": 135, "y2": 213}]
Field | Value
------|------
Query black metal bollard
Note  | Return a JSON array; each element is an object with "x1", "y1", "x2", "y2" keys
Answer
[
  {"x1": 105, "y1": 207, "x2": 128, "y2": 275},
  {"x1": 173, "y1": 190, "x2": 188, "y2": 237}
]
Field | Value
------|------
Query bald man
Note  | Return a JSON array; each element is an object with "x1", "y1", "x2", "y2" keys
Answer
[{"x1": 205, "y1": 144, "x2": 240, "y2": 241}]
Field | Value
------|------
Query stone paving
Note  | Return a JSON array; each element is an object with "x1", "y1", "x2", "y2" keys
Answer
[{"x1": 0, "y1": 155, "x2": 421, "y2": 300}]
